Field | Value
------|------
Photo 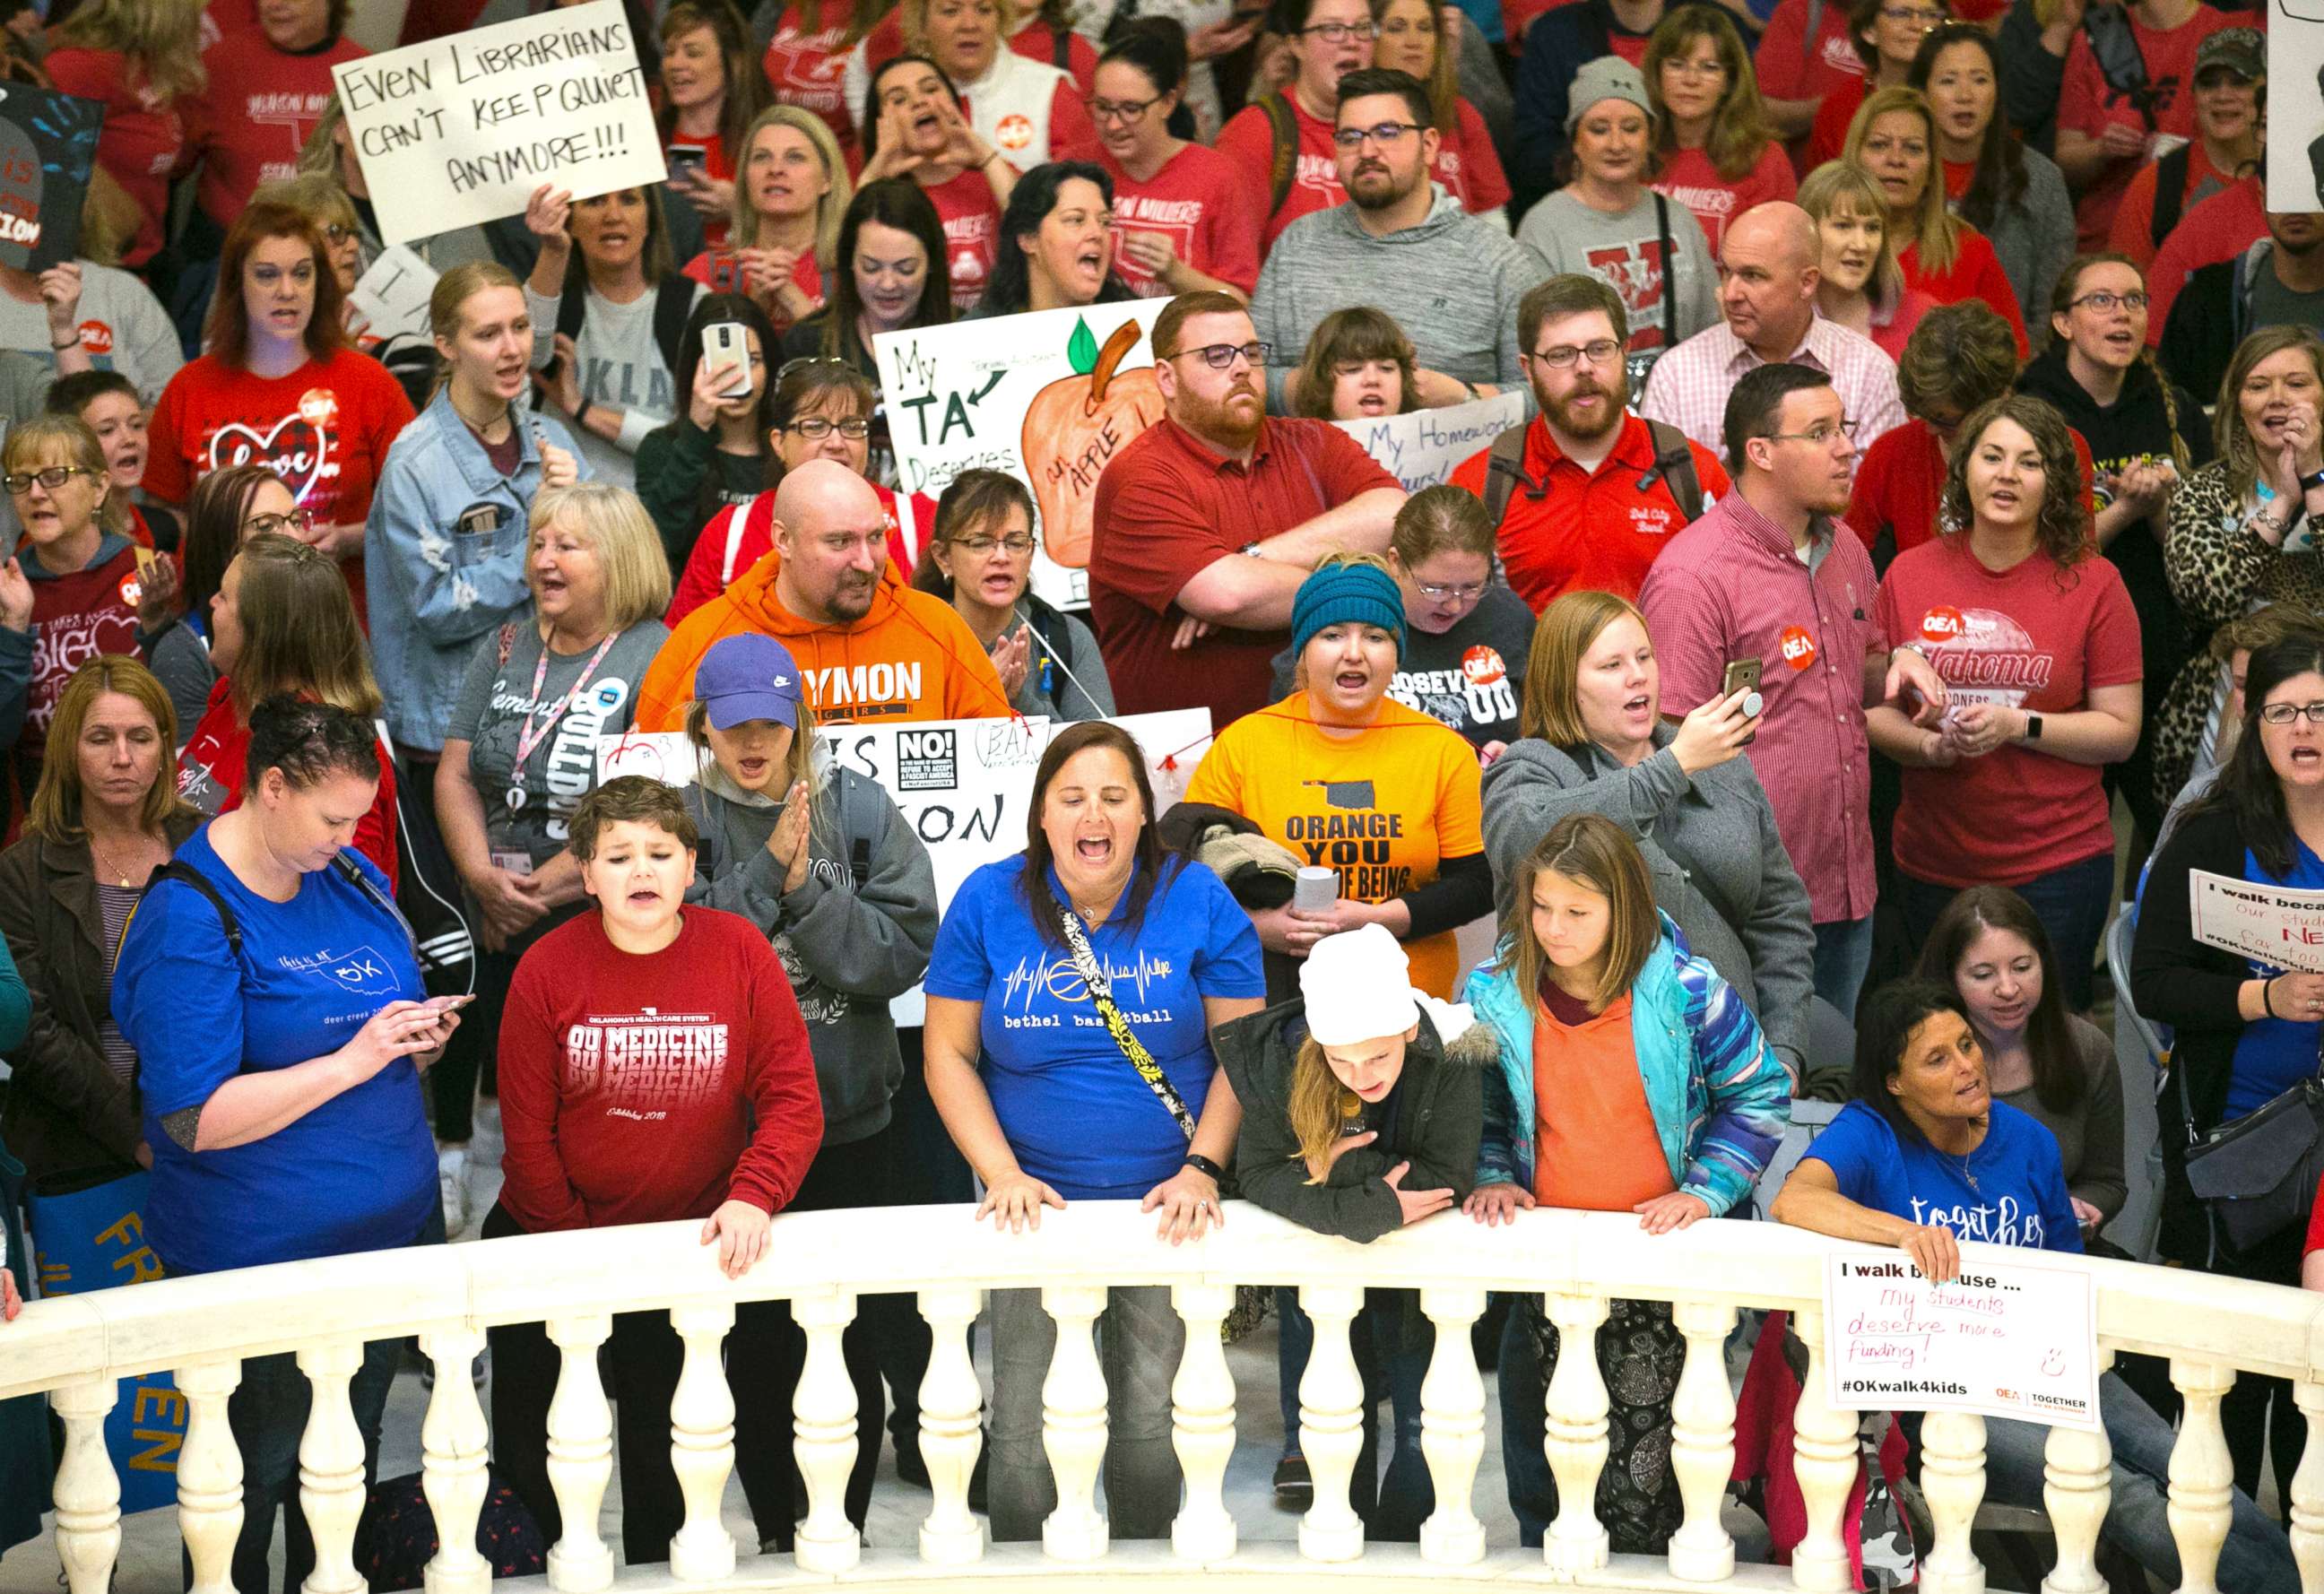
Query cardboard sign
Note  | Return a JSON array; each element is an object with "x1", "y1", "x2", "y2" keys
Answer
[
  {"x1": 1825, "y1": 1252, "x2": 2100, "y2": 1430},
  {"x1": 331, "y1": 0, "x2": 664, "y2": 247},
  {"x1": 0, "y1": 82, "x2": 104, "y2": 272},
  {"x1": 2272, "y1": 6, "x2": 2324, "y2": 212},
  {"x1": 874, "y1": 301, "x2": 1169, "y2": 608},
  {"x1": 1331, "y1": 390, "x2": 1527, "y2": 493},
  {"x1": 2189, "y1": 869, "x2": 2324, "y2": 975},
  {"x1": 345, "y1": 245, "x2": 440, "y2": 343}
]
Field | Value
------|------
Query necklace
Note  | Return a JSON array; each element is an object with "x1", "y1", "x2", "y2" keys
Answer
[{"x1": 87, "y1": 831, "x2": 155, "y2": 889}]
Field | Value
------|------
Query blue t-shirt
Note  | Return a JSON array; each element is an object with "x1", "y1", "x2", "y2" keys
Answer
[
  {"x1": 925, "y1": 855, "x2": 1265, "y2": 1200},
  {"x1": 1804, "y1": 1099, "x2": 2083, "y2": 1254},
  {"x1": 113, "y1": 824, "x2": 438, "y2": 1276},
  {"x1": 2225, "y1": 839, "x2": 2324, "y2": 1120}
]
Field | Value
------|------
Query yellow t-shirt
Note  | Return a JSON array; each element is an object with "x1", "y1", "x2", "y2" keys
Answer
[{"x1": 1184, "y1": 693, "x2": 1485, "y2": 998}]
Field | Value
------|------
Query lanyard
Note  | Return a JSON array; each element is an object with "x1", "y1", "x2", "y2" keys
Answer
[{"x1": 506, "y1": 631, "x2": 619, "y2": 810}]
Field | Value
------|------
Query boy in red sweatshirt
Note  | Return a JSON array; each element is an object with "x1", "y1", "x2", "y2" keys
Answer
[{"x1": 485, "y1": 775, "x2": 823, "y2": 1565}]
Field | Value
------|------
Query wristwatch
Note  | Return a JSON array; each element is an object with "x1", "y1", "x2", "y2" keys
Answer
[
  {"x1": 1183, "y1": 1153, "x2": 1227, "y2": 1182},
  {"x1": 2024, "y1": 714, "x2": 2043, "y2": 741},
  {"x1": 2301, "y1": 469, "x2": 2324, "y2": 498}
]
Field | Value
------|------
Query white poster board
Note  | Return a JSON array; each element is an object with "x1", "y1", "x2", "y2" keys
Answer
[
  {"x1": 332, "y1": 0, "x2": 664, "y2": 247},
  {"x1": 1331, "y1": 390, "x2": 1525, "y2": 492},
  {"x1": 2272, "y1": 5, "x2": 2324, "y2": 212},
  {"x1": 873, "y1": 301, "x2": 1169, "y2": 608},
  {"x1": 2189, "y1": 869, "x2": 2324, "y2": 975},
  {"x1": 1824, "y1": 1252, "x2": 2100, "y2": 1430},
  {"x1": 345, "y1": 245, "x2": 439, "y2": 343}
]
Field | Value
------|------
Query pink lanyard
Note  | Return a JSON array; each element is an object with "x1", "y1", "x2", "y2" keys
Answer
[{"x1": 506, "y1": 632, "x2": 619, "y2": 809}]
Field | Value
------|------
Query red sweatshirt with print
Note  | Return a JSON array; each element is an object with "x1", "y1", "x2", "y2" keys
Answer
[{"x1": 497, "y1": 905, "x2": 823, "y2": 1233}]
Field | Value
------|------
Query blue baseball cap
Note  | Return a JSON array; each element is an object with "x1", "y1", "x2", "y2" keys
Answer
[{"x1": 696, "y1": 634, "x2": 805, "y2": 731}]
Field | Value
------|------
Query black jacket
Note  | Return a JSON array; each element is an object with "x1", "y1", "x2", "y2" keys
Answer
[{"x1": 2159, "y1": 243, "x2": 2269, "y2": 404}]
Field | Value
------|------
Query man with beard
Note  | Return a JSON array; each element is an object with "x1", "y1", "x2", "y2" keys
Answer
[
  {"x1": 633, "y1": 459, "x2": 1010, "y2": 730},
  {"x1": 1088, "y1": 290, "x2": 1405, "y2": 719},
  {"x1": 1450, "y1": 273, "x2": 1729, "y2": 610},
  {"x1": 1640, "y1": 364, "x2": 1947, "y2": 1018},
  {"x1": 1250, "y1": 70, "x2": 1544, "y2": 410},
  {"x1": 2159, "y1": 211, "x2": 2324, "y2": 401},
  {"x1": 1641, "y1": 203, "x2": 1906, "y2": 463}
]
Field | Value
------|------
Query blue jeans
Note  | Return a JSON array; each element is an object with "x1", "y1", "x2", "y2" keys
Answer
[
  {"x1": 1899, "y1": 851, "x2": 2115, "y2": 1012},
  {"x1": 1812, "y1": 915, "x2": 1876, "y2": 1021},
  {"x1": 1982, "y1": 1372, "x2": 2298, "y2": 1591},
  {"x1": 1272, "y1": 1289, "x2": 1435, "y2": 1538}
]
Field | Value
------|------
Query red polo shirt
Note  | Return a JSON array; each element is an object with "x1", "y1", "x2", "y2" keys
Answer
[
  {"x1": 1637, "y1": 492, "x2": 1889, "y2": 925},
  {"x1": 1450, "y1": 411, "x2": 1730, "y2": 612},
  {"x1": 1088, "y1": 414, "x2": 1400, "y2": 722}
]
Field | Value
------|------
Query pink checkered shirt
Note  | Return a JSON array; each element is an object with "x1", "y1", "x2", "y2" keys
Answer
[{"x1": 1637, "y1": 313, "x2": 1908, "y2": 467}]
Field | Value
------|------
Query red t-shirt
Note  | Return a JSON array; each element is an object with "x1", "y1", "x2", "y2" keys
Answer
[
  {"x1": 1868, "y1": 286, "x2": 1944, "y2": 361},
  {"x1": 923, "y1": 167, "x2": 1007, "y2": 311},
  {"x1": 762, "y1": 13, "x2": 863, "y2": 166},
  {"x1": 666, "y1": 132, "x2": 733, "y2": 250},
  {"x1": 1101, "y1": 142, "x2": 1264, "y2": 299},
  {"x1": 681, "y1": 247, "x2": 825, "y2": 334},
  {"x1": 1435, "y1": 100, "x2": 1513, "y2": 216},
  {"x1": 496, "y1": 906, "x2": 823, "y2": 1234},
  {"x1": 1848, "y1": 419, "x2": 2101, "y2": 559},
  {"x1": 1873, "y1": 534, "x2": 2142, "y2": 887},
  {"x1": 18, "y1": 542, "x2": 143, "y2": 777},
  {"x1": 177, "y1": 677, "x2": 402, "y2": 888},
  {"x1": 1216, "y1": 93, "x2": 1508, "y2": 255},
  {"x1": 44, "y1": 48, "x2": 184, "y2": 268},
  {"x1": 2307, "y1": 1170, "x2": 2324, "y2": 1256},
  {"x1": 2106, "y1": 141, "x2": 2239, "y2": 268},
  {"x1": 1652, "y1": 143, "x2": 1799, "y2": 256},
  {"x1": 2146, "y1": 174, "x2": 2267, "y2": 343},
  {"x1": 1804, "y1": 75, "x2": 1867, "y2": 174},
  {"x1": 1756, "y1": 0, "x2": 1869, "y2": 106},
  {"x1": 1899, "y1": 230, "x2": 2030, "y2": 355},
  {"x1": 186, "y1": 29, "x2": 367, "y2": 228},
  {"x1": 2058, "y1": 4, "x2": 2239, "y2": 247},
  {"x1": 1088, "y1": 415, "x2": 1400, "y2": 721}
]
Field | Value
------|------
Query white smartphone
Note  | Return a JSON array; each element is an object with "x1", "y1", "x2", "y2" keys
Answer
[{"x1": 704, "y1": 321, "x2": 754, "y2": 401}]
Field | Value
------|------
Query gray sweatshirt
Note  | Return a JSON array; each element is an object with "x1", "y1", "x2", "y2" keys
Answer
[
  {"x1": 1970, "y1": 149, "x2": 2077, "y2": 330},
  {"x1": 1251, "y1": 190, "x2": 1548, "y2": 410},
  {"x1": 683, "y1": 761, "x2": 938, "y2": 1145},
  {"x1": 1513, "y1": 188, "x2": 1719, "y2": 360},
  {"x1": 1009, "y1": 599, "x2": 1116, "y2": 723}
]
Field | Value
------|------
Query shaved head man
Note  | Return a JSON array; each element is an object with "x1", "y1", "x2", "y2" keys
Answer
[
  {"x1": 772, "y1": 459, "x2": 891, "y2": 625},
  {"x1": 1718, "y1": 204, "x2": 1822, "y2": 364}
]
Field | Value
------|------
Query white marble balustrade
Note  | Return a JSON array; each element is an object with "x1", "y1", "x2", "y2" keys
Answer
[{"x1": 7, "y1": 1202, "x2": 2324, "y2": 1594}]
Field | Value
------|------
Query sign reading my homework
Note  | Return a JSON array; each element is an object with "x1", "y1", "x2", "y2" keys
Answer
[
  {"x1": 1825, "y1": 1252, "x2": 2100, "y2": 1430},
  {"x1": 330, "y1": 0, "x2": 664, "y2": 247},
  {"x1": 0, "y1": 82, "x2": 103, "y2": 273},
  {"x1": 1331, "y1": 390, "x2": 1527, "y2": 493},
  {"x1": 2272, "y1": 0, "x2": 2324, "y2": 212},
  {"x1": 599, "y1": 706, "x2": 1215, "y2": 1022},
  {"x1": 874, "y1": 302, "x2": 1169, "y2": 609},
  {"x1": 2188, "y1": 869, "x2": 2324, "y2": 975}
]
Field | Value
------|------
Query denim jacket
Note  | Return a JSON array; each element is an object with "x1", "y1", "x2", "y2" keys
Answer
[
  {"x1": 1467, "y1": 913, "x2": 1790, "y2": 1216},
  {"x1": 363, "y1": 390, "x2": 587, "y2": 750}
]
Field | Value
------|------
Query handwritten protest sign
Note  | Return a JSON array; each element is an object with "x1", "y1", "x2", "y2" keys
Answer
[
  {"x1": 345, "y1": 245, "x2": 439, "y2": 343},
  {"x1": 1331, "y1": 390, "x2": 1525, "y2": 492},
  {"x1": 2273, "y1": 6, "x2": 2324, "y2": 212},
  {"x1": 332, "y1": 0, "x2": 663, "y2": 247},
  {"x1": 2189, "y1": 870, "x2": 2324, "y2": 974},
  {"x1": 1825, "y1": 1252, "x2": 2099, "y2": 1429},
  {"x1": 0, "y1": 83, "x2": 103, "y2": 272}
]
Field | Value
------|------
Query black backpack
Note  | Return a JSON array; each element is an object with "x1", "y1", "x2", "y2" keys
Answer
[
  {"x1": 2150, "y1": 139, "x2": 2193, "y2": 249},
  {"x1": 554, "y1": 272, "x2": 696, "y2": 394}
]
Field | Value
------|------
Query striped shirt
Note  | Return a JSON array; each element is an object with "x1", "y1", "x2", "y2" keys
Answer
[{"x1": 1637, "y1": 312, "x2": 1908, "y2": 470}]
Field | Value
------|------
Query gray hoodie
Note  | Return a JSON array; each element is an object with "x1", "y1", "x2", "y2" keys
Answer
[
  {"x1": 684, "y1": 761, "x2": 938, "y2": 1144},
  {"x1": 1251, "y1": 189, "x2": 1548, "y2": 411}
]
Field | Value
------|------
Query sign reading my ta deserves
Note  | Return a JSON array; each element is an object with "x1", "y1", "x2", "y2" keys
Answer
[
  {"x1": 1824, "y1": 1252, "x2": 2099, "y2": 1430},
  {"x1": 331, "y1": 0, "x2": 664, "y2": 247}
]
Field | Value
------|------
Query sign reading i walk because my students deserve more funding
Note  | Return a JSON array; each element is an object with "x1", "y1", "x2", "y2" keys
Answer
[
  {"x1": 330, "y1": 0, "x2": 665, "y2": 247},
  {"x1": 1824, "y1": 1252, "x2": 2100, "y2": 1430}
]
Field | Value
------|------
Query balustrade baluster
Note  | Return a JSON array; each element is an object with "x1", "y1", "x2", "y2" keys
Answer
[
  {"x1": 1041, "y1": 1285, "x2": 1110, "y2": 1561},
  {"x1": 916, "y1": 1286, "x2": 985, "y2": 1564},
  {"x1": 543, "y1": 1314, "x2": 614, "y2": 1593},
  {"x1": 1169, "y1": 1281, "x2": 1236, "y2": 1562},
  {"x1": 1669, "y1": 1300, "x2": 1738, "y2": 1583},
  {"x1": 2295, "y1": 1379, "x2": 2324, "y2": 1593},
  {"x1": 177, "y1": 1360, "x2": 244, "y2": 1594},
  {"x1": 1418, "y1": 1286, "x2": 1486, "y2": 1566},
  {"x1": 793, "y1": 1288, "x2": 862, "y2": 1572},
  {"x1": 668, "y1": 1303, "x2": 738, "y2": 1581},
  {"x1": 1296, "y1": 1283, "x2": 1366, "y2": 1564},
  {"x1": 296, "y1": 1341, "x2": 366, "y2": 1594},
  {"x1": 2168, "y1": 1357, "x2": 2235, "y2": 1594},
  {"x1": 1789, "y1": 1304, "x2": 1859, "y2": 1592},
  {"x1": 419, "y1": 1328, "x2": 490, "y2": 1594},
  {"x1": 2041, "y1": 1363, "x2": 2112, "y2": 1594},
  {"x1": 1542, "y1": 1291, "x2": 1611, "y2": 1577},
  {"x1": 1919, "y1": 1410, "x2": 1988, "y2": 1593},
  {"x1": 50, "y1": 1377, "x2": 119, "y2": 1594}
]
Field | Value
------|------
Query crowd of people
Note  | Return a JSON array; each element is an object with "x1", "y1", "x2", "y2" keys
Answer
[{"x1": 4, "y1": 0, "x2": 2324, "y2": 1581}]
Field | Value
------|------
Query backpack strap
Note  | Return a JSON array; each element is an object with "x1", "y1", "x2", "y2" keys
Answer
[
  {"x1": 1640, "y1": 419, "x2": 1704, "y2": 523},
  {"x1": 653, "y1": 276, "x2": 696, "y2": 387},
  {"x1": 1801, "y1": 0, "x2": 1825, "y2": 57},
  {"x1": 1260, "y1": 92, "x2": 1298, "y2": 219},
  {"x1": 2150, "y1": 141, "x2": 2191, "y2": 249},
  {"x1": 1053, "y1": 22, "x2": 1071, "y2": 68},
  {"x1": 1481, "y1": 419, "x2": 1537, "y2": 527},
  {"x1": 142, "y1": 859, "x2": 243, "y2": 958},
  {"x1": 1653, "y1": 192, "x2": 1676, "y2": 352},
  {"x1": 555, "y1": 273, "x2": 585, "y2": 342}
]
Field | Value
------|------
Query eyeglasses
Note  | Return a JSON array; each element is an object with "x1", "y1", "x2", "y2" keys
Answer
[
  {"x1": 3, "y1": 465, "x2": 95, "y2": 494},
  {"x1": 785, "y1": 417, "x2": 872, "y2": 439},
  {"x1": 1412, "y1": 579, "x2": 1487, "y2": 602},
  {"x1": 1090, "y1": 94, "x2": 1160, "y2": 124},
  {"x1": 245, "y1": 508, "x2": 316, "y2": 537},
  {"x1": 2259, "y1": 701, "x2": 2324, "y2": 724},
  {"x1": 2067, "y1": 290, "x2": 2148, "y2": 312},
  {"x1": 1661, "y1": 57, "x2": 1728, "y2": 79},
  {"x1": 952, "y1": 533, "x2": 1036, "y2": 556},
  {"x1": 1332, "y1": 120, "x2": 1422, "y2": 150},
  {"x1": 1298, "y1": 20, "x2": 1377, "y2": 39},
  {"x1": 1528, "y1": 338, "x2": 1623, "y2": 369},
  {"x1": 322, "y1": 223, "x2": 355, "y2": 244},
  {"x1": 1764, "y1": 419, "x2": 1860, "y2": 448},
  {"x1": 1168, "y1": 340, "x2": 1271, "y2": 370},
  {"x1": 1879, "y1": 5, "x2": 1946, "y2": 22}
]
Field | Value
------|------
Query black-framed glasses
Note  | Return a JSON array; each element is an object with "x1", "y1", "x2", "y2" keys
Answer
[
  {"x1": 952, "y1": 533, "x2": 1036, "y2": 556},
  {"x1": 1298, "y1": 19, "x2": 1376, "y2": 39},
  {"x1": 2260, "y1": 701, "x2": 2324, "y2": 724},
  {"x1": 1764, "y1": 419, "x2": 1860, "y2": 447},
  {"x1": 1090, "y1": 94, "x2": 1160, "y2": 124},
  {"x1": 3, "y1": 465, "x2": 95, "y2": 494},
  {"x1": 244, "y1": 508, "x2": 316, "y2": 537},
  {"x1": 2067, "y1": 290, "x2": 2148, "y2": 312},
  {"x1": 784, "y1": 416, "x2": 872, "y2": 439},
  {"x1": 1169, "y1": 340, "x2": 1270, "y2": 370},
  {"x1": 1331, "y1": 120, "x2": 1422, "y2": 150},
  {"x1": 1528, "y1": 338, "x2": 1623, "y2": 369}
]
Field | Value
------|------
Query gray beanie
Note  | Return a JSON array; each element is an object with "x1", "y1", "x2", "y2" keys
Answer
[{"x1": 1565, "y1": 56, "x2": 1652, "y2": 137}]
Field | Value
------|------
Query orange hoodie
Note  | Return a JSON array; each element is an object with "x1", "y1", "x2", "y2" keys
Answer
[{"x1": 635, "y1": 549, "x2": 1014, "y2": 732}]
